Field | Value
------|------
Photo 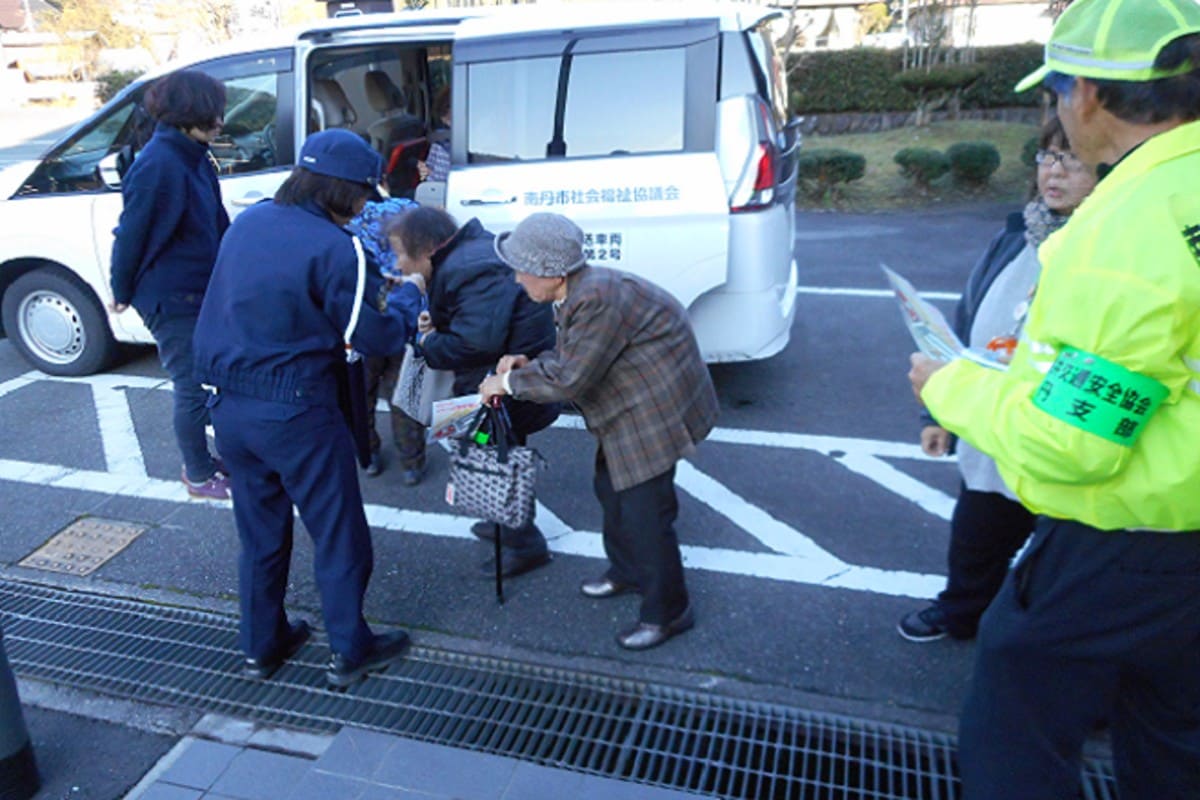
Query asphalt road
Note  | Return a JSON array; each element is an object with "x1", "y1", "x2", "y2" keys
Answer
[{"x1": 0, "y1": 195, "x2": 1016, "y2": 740}]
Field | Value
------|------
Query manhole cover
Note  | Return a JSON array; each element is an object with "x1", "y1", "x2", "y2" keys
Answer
[{"x1": 18, "y1": 517, "x2": 147, "y2": 576}]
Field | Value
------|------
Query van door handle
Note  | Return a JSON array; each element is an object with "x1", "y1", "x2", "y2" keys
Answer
[
  {"x1": 231, "y1": 191, "x2": 265, "y2": 207},
  {"x1": 460, "y1": 196, "x2": 517, "y2": 206}
]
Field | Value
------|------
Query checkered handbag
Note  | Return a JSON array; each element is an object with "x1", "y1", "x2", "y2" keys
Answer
[{"x1": 445, "y1": 404, "x2": 544, "y2": 530}]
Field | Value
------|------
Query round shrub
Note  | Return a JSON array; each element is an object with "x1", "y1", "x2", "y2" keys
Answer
[
  {"x1": 947, "y1": 141, "x2": 1001, "y2": 185},
  {"x1": 797, "y1": 148, "x2": 867, "y2": 200},
  {"x1": 894, "y1": 147, "x2": 951, "y2": 188}
]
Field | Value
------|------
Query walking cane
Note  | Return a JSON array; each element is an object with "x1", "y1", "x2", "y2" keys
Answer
[{"x1": 489, "y1": 396, "x2": 505, "y2": 605}]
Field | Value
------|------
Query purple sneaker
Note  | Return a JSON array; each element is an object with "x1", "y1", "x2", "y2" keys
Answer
[{"x1": 183, "y1": 468, "x2": 231, "y2": 501}]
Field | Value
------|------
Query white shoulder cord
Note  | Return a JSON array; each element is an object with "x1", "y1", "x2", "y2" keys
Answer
[{"x1": 343, "y1": 235, "x2": 366, "y2": 363}]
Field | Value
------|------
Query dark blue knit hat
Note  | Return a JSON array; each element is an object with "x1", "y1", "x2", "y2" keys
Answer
[{"x1": 299, "y1": 129, "x2": 382, "y2": 186}]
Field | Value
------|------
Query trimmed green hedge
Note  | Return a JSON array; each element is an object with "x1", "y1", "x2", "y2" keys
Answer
[
  {"x1": 894, "y1": 147, "x2": 951, "y2": 187},
  {"x1": 789, "y1": 49, "x2": 905, "y2": 113},
  {"x1": 789, "y1": 43, "x2": 1043, "y2": 115},
  {"x1": 797, "y1": 147, "x2": 867, "y2": 199},
  {"x1": 947, "y1": 141, "x2": 1002, "y2": 184}
]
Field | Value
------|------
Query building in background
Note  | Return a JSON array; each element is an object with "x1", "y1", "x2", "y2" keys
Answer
[{"x1": 766, "y1": 0, "x2": 1054, "y2": 50}]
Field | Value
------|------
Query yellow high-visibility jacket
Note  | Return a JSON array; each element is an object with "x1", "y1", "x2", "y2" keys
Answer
[{"x1": 922, "y1": 120, "x2": 1200, "y2": 532}]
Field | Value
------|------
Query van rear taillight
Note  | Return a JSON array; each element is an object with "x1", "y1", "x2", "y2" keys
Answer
[
  {"x1": 753, "y1": 144, "x2": 775, "y2": 192},
  {"x1": 732, "y1": 142, "x2": 776, "y2": 213}
]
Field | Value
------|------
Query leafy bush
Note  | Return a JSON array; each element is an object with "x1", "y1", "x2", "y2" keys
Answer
[
  {"x1": 788, "y1": 44, "x2": 1044, "y2": 115},
  {"x1": 797, "y1": 148, "x2": 867, "y2": 201},
  {"x1": 894, "y1": 65, "x2": 986, "y2": 125},
  {"x1": 893, "y1": 64, "x2": 985, "y2": 94},
  {"x1": 95, "y1": 70, "x2": 142, "y2": 105},
  {"x1": 789, "y1": 49, "x2": 907, "y2": 113},
  {"x1": 962, "y1": 44, "x2": 1045, "y2": 109},
  {"x1": 1021, "y1": 136, "x2": 1039, "y2": 168},
  {"x1": 947, "y1": 141, "x2": 1002, "y2": 184},
  {"x1": 894, "y1": 147, "x2": 951, "y2": 188}
]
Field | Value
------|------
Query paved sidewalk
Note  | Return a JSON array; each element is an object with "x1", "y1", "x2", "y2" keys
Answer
[{"x1": 126, "y1": 714, "x2": 709, "y2": 800}]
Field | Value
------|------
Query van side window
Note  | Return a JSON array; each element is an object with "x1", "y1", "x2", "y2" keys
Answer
[
  {"x1": 467, "y1": 47, "x2": 686, "y2": 162},
  {"x1": 212, "y1": 70, "x2": 284, "y2": 174}
]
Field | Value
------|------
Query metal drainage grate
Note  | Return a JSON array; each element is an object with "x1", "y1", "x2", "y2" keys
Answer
[{"x1": 0, "y1": 579, "x2": 1116, "y2": 799}]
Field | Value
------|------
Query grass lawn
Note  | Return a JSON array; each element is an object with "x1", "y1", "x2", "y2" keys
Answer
[{"x1": 799, "y1": 119, "x2": 1040, "y2": 212}]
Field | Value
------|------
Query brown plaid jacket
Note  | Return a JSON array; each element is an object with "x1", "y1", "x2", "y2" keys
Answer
[{"x1": 508, "y1": 266, "x2": 719, "y2": 491}]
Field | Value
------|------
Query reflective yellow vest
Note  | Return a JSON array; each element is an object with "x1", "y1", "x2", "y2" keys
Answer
[{"x1": 923, "y1": 119, "x2": 1200, "y2": 531}]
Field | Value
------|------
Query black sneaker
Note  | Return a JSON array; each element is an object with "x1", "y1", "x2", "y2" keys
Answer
[
  {"x1": 326, "y1": 630, "x2": 410, "y2": 688},
  {"x1": 241, "y1": 620, "x2": 311, "y2": 680},
  {"x1": 897, "y1": 604, "x2": 950, "y2": 642}
]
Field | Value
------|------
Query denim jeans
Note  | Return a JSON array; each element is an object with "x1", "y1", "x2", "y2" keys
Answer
[{"x1": 146, "y1": 312, "x2": 216, "y2": 483}]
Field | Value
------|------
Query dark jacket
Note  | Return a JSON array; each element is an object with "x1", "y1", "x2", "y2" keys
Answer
[
  {"x1": 920, "y1": 211, "x2": 1027, "y2": 433},
  {"x1": 110, "y1": 123, "x2": 230, "y2": 316},
  {"x1": 421, "y1": 218, "x2": 559, "y2": 436},
  {"x1": 194, "y1": 199, "x2": 419, "y2": 408},
  {"x1": 422, "y1": 219, "x2": 556, "y2": 390}
]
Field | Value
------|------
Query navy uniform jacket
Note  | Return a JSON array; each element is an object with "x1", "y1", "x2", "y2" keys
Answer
[
  {"x1": 110, "y1": 123, "x2": 230, "y2": 315},
  {"x1": 193, "y1": 199, "x2": 419, "y2": 408}
]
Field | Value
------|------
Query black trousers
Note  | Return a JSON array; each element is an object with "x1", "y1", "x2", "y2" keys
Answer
[
  {"x1": 936, "y1": 486, "x2": 1035, "y2": 637},
  {"x1": 211, "y1": 394, "x2": 375, "y2": 664},
  {"x1": 593, "y1": 452, "x2": 689, "y2": 626},
  {"x1": 958, "y1": 517, "x2": 1200, "y2": 800}
]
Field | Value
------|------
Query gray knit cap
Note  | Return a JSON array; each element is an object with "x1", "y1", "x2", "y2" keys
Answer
[{"x1": 494, "y1": 213, "x2": 588, "y2": 277}]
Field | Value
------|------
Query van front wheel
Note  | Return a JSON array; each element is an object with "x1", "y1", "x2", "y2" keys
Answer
[{"x1": 2, "y1": 269, "x2": 117, "y2": 376}]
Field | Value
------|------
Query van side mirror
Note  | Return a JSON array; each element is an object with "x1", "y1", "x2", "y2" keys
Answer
[{"x1": 97, "y1": 152, "x2": 122, "y2": 190}]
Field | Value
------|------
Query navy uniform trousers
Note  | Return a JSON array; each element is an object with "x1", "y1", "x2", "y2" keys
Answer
[
  {"x1": 593, "y1": 450, "x2": 689, "y2": 626},
  {"x1": 958, "y1": 516, "x2": 1200, "y2": 800},
  {"x1": 210, "y1": 392, "x2": 375, "y2": 665}
]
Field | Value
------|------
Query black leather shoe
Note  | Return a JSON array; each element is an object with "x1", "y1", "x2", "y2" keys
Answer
[
  {"x1": 616, "y1": 606, "x2": 694, "y2": 651},
  {"x1": 326, "y1": 630, "x2": 411, "y2": 689},
  {"x1": 471, "y1": 520, "x2": 498, "y2": 542},
  {"x1": 241, "y1": 620, "x2": 311, "y2": 680},
  {"x1": 479, "y1": 549, "x2": 552, "y2": 579},
  {"x1": 580, "y1": 576, "x2": 636, "y2": 599}
]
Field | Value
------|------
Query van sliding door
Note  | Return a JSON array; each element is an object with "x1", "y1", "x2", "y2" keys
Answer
[{"x1": 448, "y1": 19, "x2": 729, "y2": 310}]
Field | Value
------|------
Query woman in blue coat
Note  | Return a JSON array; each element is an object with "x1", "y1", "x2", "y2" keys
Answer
[
  {"x1": 109, "y1": 69, "x2": 231, "y2": 500},
  {"x1": 193, "y1": 130, "x2": 421, "y2": 688}
]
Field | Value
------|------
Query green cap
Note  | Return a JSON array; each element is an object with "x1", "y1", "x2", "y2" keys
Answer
[{"x1": 1015, "y1": 0, "x2": 1200, "y2": 92}]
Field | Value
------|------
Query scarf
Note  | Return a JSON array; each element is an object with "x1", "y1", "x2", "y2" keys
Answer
[{"x1": 1023, "y1": 197, "x2": 1069, "y2": 248}]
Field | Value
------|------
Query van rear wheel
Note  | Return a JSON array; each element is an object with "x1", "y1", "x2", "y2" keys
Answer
[{"x1": 2, "y1": 269, "x2": 117, "y2": 376}]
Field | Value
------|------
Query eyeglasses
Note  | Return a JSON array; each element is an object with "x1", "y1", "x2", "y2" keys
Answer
[{"x1": 1035, "y1": 149, "x2": 1084, "y2": 172}]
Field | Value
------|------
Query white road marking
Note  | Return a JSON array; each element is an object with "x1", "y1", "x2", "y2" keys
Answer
[
  {"x1": 798, "y1": 286, "x2": 961, "y2": 302},
  {"x1": 89, "y1": 377, "x2": 149, "y2": 477},
  {"x1": 0, "y1": 370, "x2": 954, "y2": 600}
]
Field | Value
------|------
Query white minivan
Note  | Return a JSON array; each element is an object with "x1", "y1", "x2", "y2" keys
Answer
[{"x1": 0, "y1": 2, "x2": 799, "y2": 376}]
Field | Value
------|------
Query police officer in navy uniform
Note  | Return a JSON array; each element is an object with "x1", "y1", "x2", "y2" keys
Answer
[{"x1": 194, "y1": 130, "x2": 421, "y2": 688}]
